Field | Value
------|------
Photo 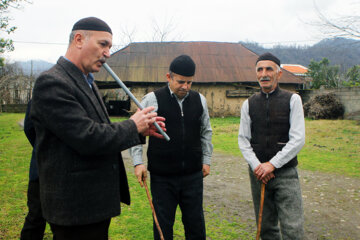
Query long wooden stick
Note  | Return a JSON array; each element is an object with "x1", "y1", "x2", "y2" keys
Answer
[
  {"x1": 143, "y1": 179, "x2": 165, "y2": 240},
  {"x1": 256, "y1": 183, "x2": 266, "y2": 240}
]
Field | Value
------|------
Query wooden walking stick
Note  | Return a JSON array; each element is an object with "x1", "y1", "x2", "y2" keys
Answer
[
  {"x1": 256, "y1": 183, "x2": 266, "y2": 240},
  {"x1": 143, "y1": 179, "x2": 165, "y2": 240}
]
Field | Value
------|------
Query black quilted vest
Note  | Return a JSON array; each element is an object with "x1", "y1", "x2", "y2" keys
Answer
[
  {"x1": 147, "y1": 86, "x2": 203, "y2": 176},
  {"x1": 248, "y1": 86, "x2": 298, "y2": 168}
]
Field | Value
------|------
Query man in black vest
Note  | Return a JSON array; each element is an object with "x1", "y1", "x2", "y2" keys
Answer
[
  {"x1": 238, "y1": 53, "x2": 305, "y2": 240},
  {"x1": 130, "y1": 55, "x2": 213, "y2": 240}
]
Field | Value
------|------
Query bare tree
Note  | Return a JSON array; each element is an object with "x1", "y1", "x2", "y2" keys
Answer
[
  {"x1": 0, "y1": 62, "x2": 18, "y2": 104},
  {"x1": 111, "y1": 17, "x2": 184, "y2": 53},
  {"x1": 150, "y1": 17, "x2": 183, "y2": 42},
  {"x1": 0, "y1": 61, "x2": 34, "y2": 106},
  {"x1": 313, "y1": 1, "x2": 360, "y2": 39},
  {"x1": 111, "y1": 25, "x2": 137, "y2": 53},
  {"x1": 119, "y1": 25, "x2": 137, "y2": 46}
]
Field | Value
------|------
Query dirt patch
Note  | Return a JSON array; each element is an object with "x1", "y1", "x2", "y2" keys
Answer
[
  {"x1": 122, "y1": 150, "x2": 360, "y2": 239},
  {"x1": 203, "y1": 152, "x2": 360, "y2": 240}
]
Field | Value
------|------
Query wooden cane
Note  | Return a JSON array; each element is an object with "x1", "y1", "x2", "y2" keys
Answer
[
  {"x1": 143, "y1": 179, "x2": 165, "y2": 240},
  {"x1": 256, "y1": 183, "x2": 266, "y2": 240}
]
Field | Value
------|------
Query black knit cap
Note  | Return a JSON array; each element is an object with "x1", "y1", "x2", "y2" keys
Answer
[
  {"x1": 72, "y1": 17, "x2": 112, "y2": 34},
  {"x1": 169, "y1": 55, "x2": 196, "y2": 77},
  {"x1": 256, "y1": 52, "x2": 280, "y2": 66}
]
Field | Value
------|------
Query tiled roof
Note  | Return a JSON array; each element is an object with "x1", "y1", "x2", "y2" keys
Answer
[{"x1": 281, "y1": 64, "x2": 308, "y2": 75}]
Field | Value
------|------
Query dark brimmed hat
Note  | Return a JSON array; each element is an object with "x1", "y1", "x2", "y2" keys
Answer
[
  {"x1": 72, "y1": 17, "x2": 112, "y2": 34},
  {"x1": 256, "y1": 52, "x2": 280, "y2": 66},
  {"x1": 169, "y1": 55, "x2": 196, "y2": 77}
]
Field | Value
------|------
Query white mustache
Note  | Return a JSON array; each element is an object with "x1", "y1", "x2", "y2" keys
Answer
[{"x1": 260, "y1": 77, "x2": 270, "y2": 81}]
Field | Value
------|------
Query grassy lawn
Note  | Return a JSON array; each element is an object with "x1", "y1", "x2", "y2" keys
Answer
[
  {"x1": 211, "y1": 117, "x2": 360, "y2": 178},
  {"x1": 0, "y1": 113, "x2": 359, "y2": 239},
  {"x1": 0, "y1": 114, "x2": 36, "y2": 238}
]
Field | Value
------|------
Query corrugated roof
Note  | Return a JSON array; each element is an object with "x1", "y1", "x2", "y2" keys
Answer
[{"x1": 94, "y1": 42, "x2": 303, "y2": 84}]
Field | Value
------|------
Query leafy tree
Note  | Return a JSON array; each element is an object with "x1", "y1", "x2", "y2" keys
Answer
[
  {"x1": 344, "y1": 65, "x2": 360, "y2": 87},
  {"x1": 0, "y1": 0, "x2": 30, "y2": 65},
  {"x1": 307, "y1": 58, "x2": 341, "y2": 89}
]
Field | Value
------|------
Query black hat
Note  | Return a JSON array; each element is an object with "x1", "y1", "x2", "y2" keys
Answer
[
  {"x1": 72, "y1": 17, "x2": 112, "y2": 34},
  {"x1": 256, "y1": 52, "x2": 280, "y2": 66},
  {"x1": 169, "y1": 55, "x2": 196, "y2": 77}
]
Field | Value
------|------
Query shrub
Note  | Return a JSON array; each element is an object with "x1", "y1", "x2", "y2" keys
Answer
[{"x1": 303, "y1": 92, "x2": 344, "y2": 119}]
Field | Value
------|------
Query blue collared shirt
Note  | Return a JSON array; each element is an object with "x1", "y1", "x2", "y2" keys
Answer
[
  {"x1": 84, "y1": 73, "x2": 94, "y2": 89},
  {"x1": 63, "y1": 56, "x2": 94, "y2": 89}
]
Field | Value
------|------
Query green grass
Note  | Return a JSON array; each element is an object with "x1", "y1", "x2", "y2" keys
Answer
[
  {"x1": 204, "y1": 205, "x2": 255, "y2": 239},
  {"x1": 0, "y1": 114, "x2": 253, "y2": 239},
  {"x1": 1, "y1": 113, "x2": 359, "y2": 239},
  {"x1": 112, "y1": 117, "x2": 254, "y2": 239},
  {"x1": 210, "y1": 117, "x2": 360, "y2": 178},
  {"x1": 298, "y1": 119, "x2": 360, "y2": 178},
  {"x1": 211, "y1": 117, "x2": 242, "y2": 157},
  {"x1": 0, "y1": 114, "x2": 52, "y2": 239}
]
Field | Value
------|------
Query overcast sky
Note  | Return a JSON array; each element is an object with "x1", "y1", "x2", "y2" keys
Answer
[{"x1": 2, "y1": 0, "x2": 359, "y2": 63}]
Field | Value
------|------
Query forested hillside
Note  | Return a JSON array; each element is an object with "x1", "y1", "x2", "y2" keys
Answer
[{"x1": 240, "y1": 38, "x2": 360, "y2": 72}]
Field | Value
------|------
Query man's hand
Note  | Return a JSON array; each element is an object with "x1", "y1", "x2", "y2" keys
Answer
[
  {"x1": 202, "y1": 164, "x2": 210, "y2": 178},
  {"x1": 134, "y1": 164, "x2": 147, "y2": 187},
  {"x1": 254, "y1": 162, "x2": 275, "y2": 184},
  {"x1": 260, "y1": 172, "x2": 275, "y2": 184},
  {"x1": 130, "y1": 106, "x2": 157, "y2": 135},
  {"x1": 145, "y1": 117, "x2": 166, "y2": 138}
]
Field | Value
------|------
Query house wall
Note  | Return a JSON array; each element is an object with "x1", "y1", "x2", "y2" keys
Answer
[
  {"x1": 193, "y1": 84, "x2": 245, "y2": 117},
  {"x1": 1, "y1": 83, "x2": 300, "y2": 116},
  {"x1": 127, "y1": 83, "x2": 298, "y2": 117}
]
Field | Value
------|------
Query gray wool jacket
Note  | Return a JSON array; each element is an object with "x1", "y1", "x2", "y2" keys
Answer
[{"x1": 30, "y1": 57, "x2": 144, "y2": 225}]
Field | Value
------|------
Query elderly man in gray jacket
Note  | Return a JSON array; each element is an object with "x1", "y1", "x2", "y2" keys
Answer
[{"x1": 30, "y1": 17, "x2": 164, "y2": 240}]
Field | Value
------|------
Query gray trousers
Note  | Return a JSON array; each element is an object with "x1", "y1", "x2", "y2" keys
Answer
[{"x1": 249, "y1": 166, "x2": 304, "y2": 240}]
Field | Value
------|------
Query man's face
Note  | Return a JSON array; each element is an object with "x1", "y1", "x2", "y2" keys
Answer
[
  {"x1": 79, "y1": 31, "x2": 112, "y2": 74},
  {"x1": 255, "y1": 60, "x2": 282, "y2": 93},
  {"x1": 167, "y1": 73, "x2": 193, "y2": 99}
]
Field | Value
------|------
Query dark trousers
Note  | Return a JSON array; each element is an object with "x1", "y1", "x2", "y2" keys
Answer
[
  {"x1": 20, "y1": 179, "x2": 46, "y2": 240},
  {"x1": 150, "y1": 171, "x2": 206, "y2": 240},
  {"x1": 49, "y1": 219, "x2": 111, "y2": 240}
]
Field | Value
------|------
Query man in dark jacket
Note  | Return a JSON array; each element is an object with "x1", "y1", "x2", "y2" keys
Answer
[
  {"x1": 238, "y1": 53, "x2": 305, "y2": 240},
  {"x1": 130, "y1": 55, "x2": 213, "y2": 240},
  {"x1": 20, "y1": 99, "x2": 46, "y2": 240},
  {"x1": 30, "y1": 17, "x2": 164, "y2": 240}
]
